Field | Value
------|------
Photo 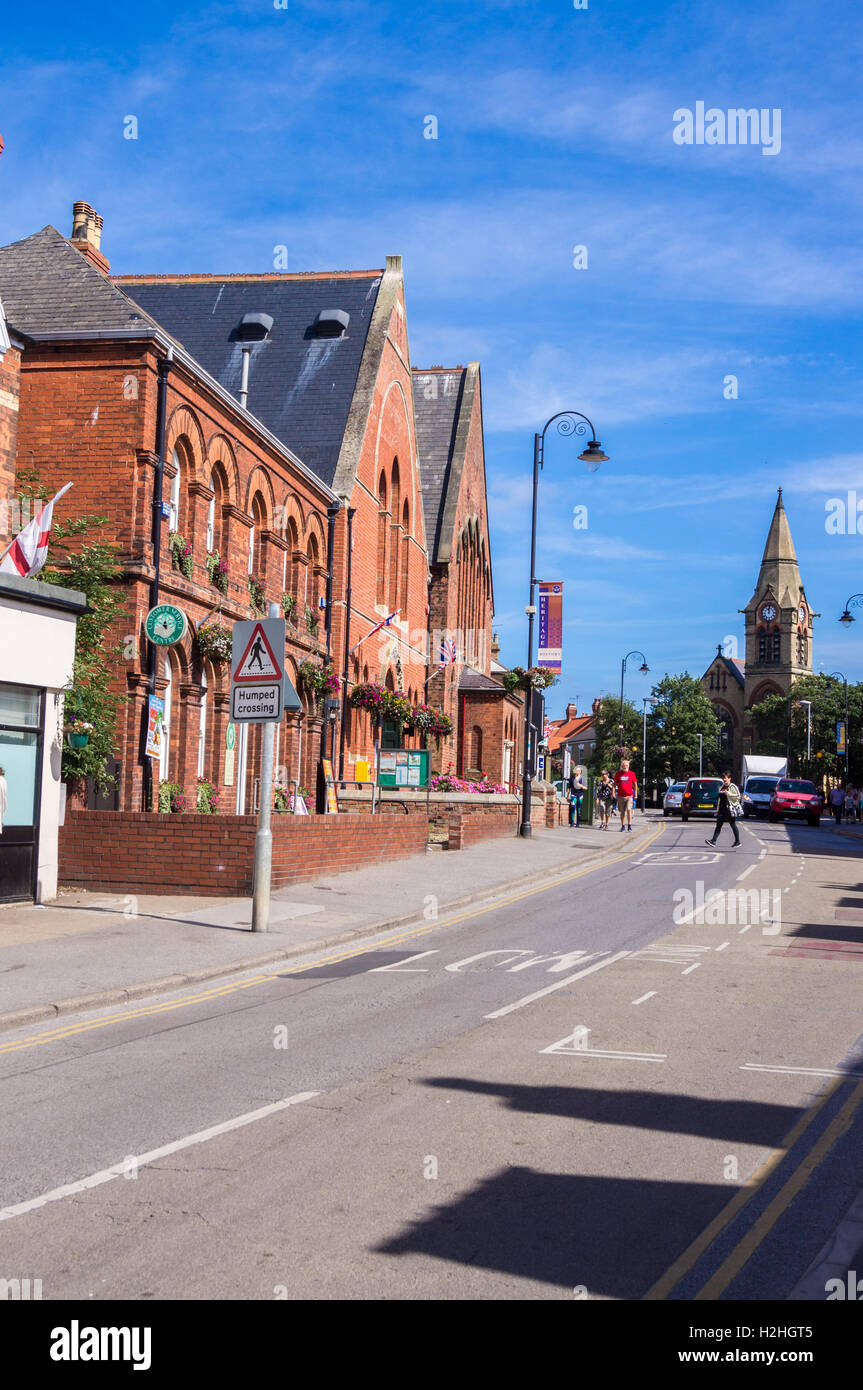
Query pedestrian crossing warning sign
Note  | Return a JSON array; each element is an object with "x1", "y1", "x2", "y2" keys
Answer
[{"x1": 232, "y1": 621, "x2": 283, "y2": 683}]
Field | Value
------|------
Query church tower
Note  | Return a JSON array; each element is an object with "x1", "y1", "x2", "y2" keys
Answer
[{"x1": 740, "y1": 488, "x2": 816, "y2": 744}]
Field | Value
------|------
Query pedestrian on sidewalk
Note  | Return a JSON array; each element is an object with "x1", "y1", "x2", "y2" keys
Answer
[
  {"x1": 844, "y1": 784, "x2": 857, "y2": 824},
  {"x1": 829, "y1": 783, "x2": 845, "y2": 826},
  {"x1": 613, "y1": 759, "x2": 638, "y2": 833},
  {"x1": 567, "y1": 769, "x2": 586, "y2": 827},
  {"x1": 595, "y1": 770, "x2": 615, "y2": 829},
  {"x1": 706, "y1": 771, "x2": 741, "y2": 848}
]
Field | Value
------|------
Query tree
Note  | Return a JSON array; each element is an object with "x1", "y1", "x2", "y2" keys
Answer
[
  {"x1": 590, "y1": 696, "x2": 641, "y2": 772},
  {"x1": 646, "y1": 674, "x2": 721, "y2": 782},
  {"x1": 17, "y1": 475, "x2": 127, "y2": 792},
  {"x1": 749, "y1": 674, "x2": 863, "y2": 784}
]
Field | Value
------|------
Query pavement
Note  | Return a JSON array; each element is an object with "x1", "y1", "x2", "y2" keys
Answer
[{"x1": 0, "y1": 814, "x2": 657, "y2": 1031}]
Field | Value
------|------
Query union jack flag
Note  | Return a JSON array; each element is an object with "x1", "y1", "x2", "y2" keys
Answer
[{"x1": 439, "y1": 638, "x2": 458, "y2": 668}]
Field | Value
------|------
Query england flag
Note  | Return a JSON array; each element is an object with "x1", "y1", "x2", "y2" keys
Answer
[{"x1": 0, "y1": 482, "x2": 73, "y2": 579}]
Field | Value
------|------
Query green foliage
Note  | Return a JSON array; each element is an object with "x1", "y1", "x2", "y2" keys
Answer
[
  {"x1": 158, "y1": 780, "x2": 186, "y2": 813},
  {"x1": 304, "y1": 604, "x2": 319, "y2": 637},
  {"x1": 16, "y1": 473, "x2": 126, "y2": 793},
  {"x1": 248, "y1": 576, "x2": 266, "y2": 615},
  {"x1": 646, "y1": 673, "x2": 721, "y2": 780},
  {"x1": 589, "y1": 696, "x2": 642, "y2": 772},
  {"x1": 749, "y1": 674, "x2": 863, "y2": 781}
]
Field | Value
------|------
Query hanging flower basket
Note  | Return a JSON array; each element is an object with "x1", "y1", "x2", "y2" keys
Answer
[
  {"x1": 298, "y1": 661, "x2": 340, "y2": 699},
  {"x1": 206, "y1": 551, "x2": 228, "y2": 594},
  {"x1": 196, "y1": 622, "x2": 232, "y2": 665},
  {"x1": 350, "y1": 682, "x2": 388, "y2": 716},
  {"x1": 169, "y1": 531, "x2": 194, "y2": 581},
  {"x1": 505, "y1": 665, "x2": 557, "y2": 692},
  {"x1": 64, "y1": 718, "x2": 94, "y2": 749},
  {"x1": 281, "y1": 591, "x2": 298, "y2": 624},
  {"x1": 248, "y1": 577, "x2": 266, "y2": 615}
]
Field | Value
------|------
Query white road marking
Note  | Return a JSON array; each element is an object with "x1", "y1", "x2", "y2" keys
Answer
[
  {"x1": 542, "y1": 1034, "x2": 666, "y2": 1063},
  {"x1": 716, "y1": 941, "x2": 730, "y2": 951},
  {"x1": 736, "y1": 863, "x2": 756, "y2": 882},
  {"x1": 741, "y1": 1064, "x2": 863, "y2": 1080},
  {"x1": 368, "y1": 950, "x2": 439, "y2": 972},
  {"x1": 759, "y1": 848, "x2": 767, "y2": 860},
  {"x1": 681, "y1": 962, "x2": 701, "y2": 975},
  {"x1": 484, "y1": 951, "x2": 629, "y2": 1019},
  {"x1": 631, "y1": 991, "x2": 657, "y2": 1005},
  {"x1": 0, "y1": 1091, "x2": 320, "y2": 1223},
  {"x1": 738, "y1": 924, "x2": 752, "y2": 934}
]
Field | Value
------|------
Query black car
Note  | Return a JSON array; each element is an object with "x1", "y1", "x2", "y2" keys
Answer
[{"x1": 680, "y1": 777, "x2": 723, "y2": 821}]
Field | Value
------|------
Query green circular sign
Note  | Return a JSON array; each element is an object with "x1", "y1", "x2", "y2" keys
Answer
[
  {"x1": 145, "y1": 603, "x2": 188, "y2": 646},
  {"x1": 226, "y1": 723, "x2": 236, "y2": 750}
]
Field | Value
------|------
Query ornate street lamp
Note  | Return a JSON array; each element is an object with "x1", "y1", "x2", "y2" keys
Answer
[
  {"x1": 519, "y1": 412, "x2": 609, "y2": 838},
  {"x1": 838, "y1": 593, "x2": 863, "y2": 626},
  {"x1": 619, "y1": 650, "x2": 649, "y2": 748}
]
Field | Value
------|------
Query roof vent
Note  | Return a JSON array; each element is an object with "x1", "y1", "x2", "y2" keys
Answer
[
  {"x1": 312, "y1": 309, "x2": 350, "y2": 338},
  {"x1": 236, "y1": 312, "x2": 273, "y2": 341}
]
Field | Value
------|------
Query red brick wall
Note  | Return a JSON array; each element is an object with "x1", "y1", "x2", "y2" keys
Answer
[
  {"x1": 58, "y1": 810, "x2": 428, "y2": 896},
  {"x1": 448, "y1": 805, "x2": 517, "y2": 848}
]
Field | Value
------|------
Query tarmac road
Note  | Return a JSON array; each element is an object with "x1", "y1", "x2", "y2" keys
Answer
[{"x1": 2, "y1": 812, "x2": 862, "y2": 1300}]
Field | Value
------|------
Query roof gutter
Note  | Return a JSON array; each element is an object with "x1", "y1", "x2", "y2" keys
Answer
[{"x1": 20, "y1": 326, "x2": 340, "y2": 503}]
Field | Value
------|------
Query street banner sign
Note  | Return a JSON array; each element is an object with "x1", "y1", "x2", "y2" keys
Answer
[
  {"x1": 231, "y1": 618, "x2": 285, "y2": 722},
  {"x1": 144, "y1": 695, "x2": 164, "y2": 759},
  {"x1": 538, "y1": 582, "x2": 563, "y2": 673},
  {"x1": 562, "y1": 747, "x2": 571, "y2": 782},
  {"x1": 837, "y1": 720, "x2": 847, "y2": 754}
]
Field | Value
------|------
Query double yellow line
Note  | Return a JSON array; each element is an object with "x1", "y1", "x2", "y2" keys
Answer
[{"x1": 0, "y1": 821, "x2": 666, "y2": 1059}]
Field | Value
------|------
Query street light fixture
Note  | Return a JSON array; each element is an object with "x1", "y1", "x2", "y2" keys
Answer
[
  {"x1": 519, "y1": 411, "x2": 608, "y2": 838},
  {"x1": 797, "y1": 699, "x2": 813, "y2": 765},
  {"x1": 838, "y1": 593, "x2": 863, "y2": 626},
  {"x1": 641, "y1": 696, "x2": 656, "y2": 812},
  {"x1": 619, "y1": 650, "x2": 649, "y2": 747}
]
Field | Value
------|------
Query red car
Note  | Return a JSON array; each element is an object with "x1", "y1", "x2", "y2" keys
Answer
[{"x1": 769, "y1": 778, "x2": 822, "y2": 827}]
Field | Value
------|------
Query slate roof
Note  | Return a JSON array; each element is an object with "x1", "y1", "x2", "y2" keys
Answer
[
  {"x1": 113, "y1": 271, "x2": 383, "y2": 488},
  {"x1": 458, "y1": 668, "x2": 504, "y2": 693},
  {"x1": 412, "y1": 367, "x2": 467, "y2": 563},
  {"x1": 0, "y1": 226, "x2": 163, "y2": 337}
]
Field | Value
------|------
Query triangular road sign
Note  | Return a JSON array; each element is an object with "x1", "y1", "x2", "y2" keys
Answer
[{"x1": 233, "y1": 622, "x2": 282, "y2": 682}]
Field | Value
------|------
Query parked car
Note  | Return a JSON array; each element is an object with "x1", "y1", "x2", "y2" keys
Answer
[
  {"x1": 769, "y1": 779, "x2": 823, "y2": 826},
  {"x1": 741, "y1": 775, "x2": 781, "y2": 818},
  {"x1": 680, "y1": 776, "x2": 723, "y2": 821},
  {"x1": 663, "y1": 781, "x2": 687, "y2": 816}
]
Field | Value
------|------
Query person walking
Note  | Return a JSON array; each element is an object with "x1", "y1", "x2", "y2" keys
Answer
[
  {"x1": 706, "y1": 771, "x2": 741, "y2": 848},
  {"x1": 595, "y1": 770, "x2": 615, "y2": 830},
  {"x1": 845, "y1": 784, "x2": 857, "y2": 824},
  {"x1": 829, "y1": 783, "x2": 845, "y2": 826},
  {"x1": 613, "y1": 759, "x2": 638, "y2": 833},
  {"x1": 567, "y1": 768, "x2": 586, "y2": 827}
]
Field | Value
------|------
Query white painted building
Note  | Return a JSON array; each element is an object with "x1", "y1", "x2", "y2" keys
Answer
[{"x1": 0, "y1": 573, "x2": 86, "y2": 902}]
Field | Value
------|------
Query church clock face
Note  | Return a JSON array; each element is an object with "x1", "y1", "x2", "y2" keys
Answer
[
  {"x1": 761, "y1": 603, "x2": 777, "y2": 622},
  {"x1": 798, "y1": 605, "x2": 807, "y2": 625}
]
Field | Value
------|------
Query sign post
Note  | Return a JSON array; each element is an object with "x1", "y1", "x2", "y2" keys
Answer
[
  {"x1": 230, "y1": 610, "x2": 292, "y2": 933},
  {"x1": 537, "y1": 582, "x2": 563, "y2": 675}
]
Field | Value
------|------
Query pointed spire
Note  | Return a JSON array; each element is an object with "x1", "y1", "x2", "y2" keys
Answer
[{"x1": 747, "y1": 488, "x2": 802, "y2": 610}]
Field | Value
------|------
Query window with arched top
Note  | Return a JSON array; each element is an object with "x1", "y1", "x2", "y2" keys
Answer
[
  {"x1": 249, "y1": 492, "x2": 267, "y2": 578},
  {"x1": 206, "y1": 465, "x2": 226, "y2": 554},
  {"x1": 159, "y1": 656, "x2": 173, "y2": 782},
  {"x1": 197, "y1": 667, "x2": 209, "y2": 779},
  {"x1": 470, "y1": 726, "x2": 483, "y2": 771},
  {"x1": 308, "y1": 533, "x2": 320, "y2": 612},
  {"x1": 400, "y1": 500, "x2": 410, "y2": 611},
  {"x1": 168, "y1": 447, "x2": 184, "y2": 531},
  {"x1": 376, "y1": 473, "x2": 388, "y2": 607}
]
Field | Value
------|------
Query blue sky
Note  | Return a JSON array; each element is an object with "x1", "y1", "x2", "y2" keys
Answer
[{"x1": 3, "y1": 0, "x2": 863, "y2": 717}]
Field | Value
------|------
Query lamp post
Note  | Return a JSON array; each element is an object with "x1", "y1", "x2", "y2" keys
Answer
[
  {"x1": 698, "y1": 732, "x2": 703, "y2": 778},
  {"x1": 797, "y1": 699, "x2": 813, "y2": 769},
  {"x1": 619, "y1": 651, "x2": 649, "y2": 748},
  {"x1": 641, "y1": 696, "x2": 656, "y2": 812},
  {"x1": 519, "y1": 413, "x2": 608, "y2": 838},
  {"x1": 822, "y1": 670, "x2": 849, "y2": 788}
]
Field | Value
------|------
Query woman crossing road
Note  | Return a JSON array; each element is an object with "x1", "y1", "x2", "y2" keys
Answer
[{"x1": 706, "y1": 771, "x2": 742, "y2": 848}]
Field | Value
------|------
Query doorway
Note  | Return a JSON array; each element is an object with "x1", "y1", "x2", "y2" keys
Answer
[{"x1": 0, "y1": 682, "x2": 44, "y2": 903}]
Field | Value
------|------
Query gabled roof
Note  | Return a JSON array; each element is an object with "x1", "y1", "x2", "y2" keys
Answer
[
  {"x1": 547, "y1": 714, "x2": 595, "y2": 753},
  {"x1": 0, "y1": 226, "x2": 163, "y2": 337},
  {"x1": 112, "y1": 270, "x2": 383, "y2": 489},
  {"x1": 702, "y1": 648, "x2": 745, "y2": 688},
  {"x1": 458, "y1": 668, "x2": 504, "y2": 693},
  {"x1": 413, "y1": 366, "x2": 467, "y2": 563}
]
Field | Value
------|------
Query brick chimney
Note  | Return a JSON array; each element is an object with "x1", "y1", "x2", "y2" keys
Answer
[
  {"x1": 491, "y1": 632, "x2": 501, "y2": 662},
  {"x1": 69, "y1": 201, "x2": 110, "y2": 274},
  {"x1": 565, "y1": 703, "x2": 579, "y2": 720}
]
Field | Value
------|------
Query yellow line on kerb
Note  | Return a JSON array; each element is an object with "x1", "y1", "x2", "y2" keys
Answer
[
  {"x1": 643, "y1": 1074, "x2": 858, "y2": 1300},
  {"x1": 0, "y1": 821, "x2": 666, "y2": 1058}
]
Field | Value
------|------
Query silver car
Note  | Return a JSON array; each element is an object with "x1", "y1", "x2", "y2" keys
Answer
[
  {"x1": 741, "y1": 776, "x2": 780, "y2": 818},
  {"x1": 663, "y1": 781, "x2": 687, "y2": 816}
]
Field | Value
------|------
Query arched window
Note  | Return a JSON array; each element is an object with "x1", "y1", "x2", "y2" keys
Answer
[
  {"x1": 285, "y1": 518, "x2": 299, "y2": 599},
  {"x1": 168, "y1": 447, "x2": 183, "y2": 531},
  {"x1": 389, "y1": 461, "x2": 401, "y2": 611},
  {"x1": 376, "y1": 473, "x2": 388, "y2": 606},
  {"x1": 197, "y1": 667, "x2": 208, "y2": 779},
  {"x1": 401, "y1": 500, "x2": 410, "y2": 611},
  {"x1": 159, "y1": 656, "x2": 173, "y2": 782},
  {"x1": 308, "y1": 533, "x2": 320, "y2": 612},
  {"x1": 249, "y1": 492, "x2": 266, "y2": 579},
  {"x1": 206, "y1": 466, "x2": 226, "y2": 553},
  {"x1": 470, "y1": 725, "x2": 483, "y2": 771}
]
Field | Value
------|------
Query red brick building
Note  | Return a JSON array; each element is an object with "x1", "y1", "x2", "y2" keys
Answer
[
  {"x1": 0, "y1": 206, "x2": 437, "y2": 808},
  {"x1": 414, "y1": 364, "x2": 522, "y2": 787}
]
